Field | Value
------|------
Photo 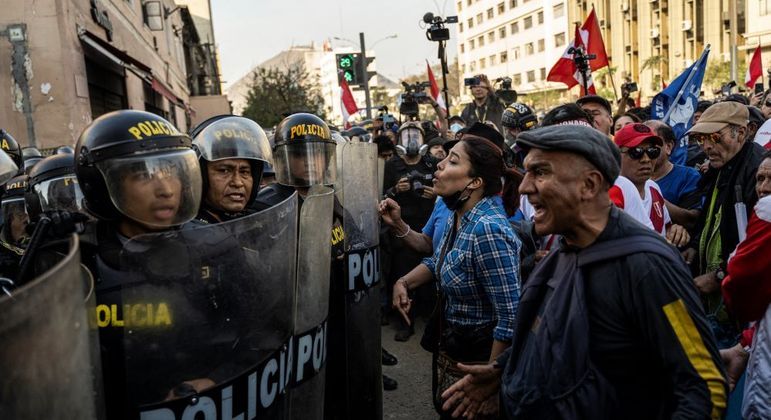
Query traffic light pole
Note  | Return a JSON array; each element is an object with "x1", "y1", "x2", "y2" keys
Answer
[{"x1": 359, "y1": 32, "x2": 372, "y2": 119}]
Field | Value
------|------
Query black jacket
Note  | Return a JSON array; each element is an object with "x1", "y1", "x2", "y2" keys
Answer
[
  {"x1": 693, "y1": 141, "x2": 765, "y2": 273},
  {"x1": 460, "y1": 94, "x2": 506, "y2": 132}
]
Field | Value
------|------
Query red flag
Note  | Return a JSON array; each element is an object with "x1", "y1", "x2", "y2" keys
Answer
[
  {"x1": 579, "y1": 7, "x2": 609, "y2": 71},
  {"x1": 547, "y1": 24, "x2": 597, "y2": 95},
  {"x1": 745, "y1": 45, "x2": 763, "y2": 88},
  {"x1": 340, "y1": 77, "x2": 358, "y2": 129},
  {"x1": 426, "y1": 60, "x2": 447, "y2": 112},
  {"x1": 635, "y1": 89, "x2": 642, "y2": 107}
]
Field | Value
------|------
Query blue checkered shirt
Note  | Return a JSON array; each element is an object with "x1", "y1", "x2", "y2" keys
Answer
[{"x1": 422, "y1": 196, "x2": 521, "y2": 341}]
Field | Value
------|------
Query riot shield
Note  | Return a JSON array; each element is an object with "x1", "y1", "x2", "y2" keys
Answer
[
  {"x1": 0, "y1": 235, "x2": 100, "y2": 419},
  {"x1": 119, "y1": 194, "x2": 298, "y2": 420},
  {"x1": 327, "y1": 141, "x2": 382, "y2": 419},
  {"x1": 289, "y1": 185, "x2": 334, "y2": 419}
]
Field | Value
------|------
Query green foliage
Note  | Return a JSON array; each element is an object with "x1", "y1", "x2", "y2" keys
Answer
[
  {"x1": 702, "y1": 58, "x2": 746, "y2": 95},
  {"x1": 241, "y1": 61, "x2": 327, "y2": 127}
]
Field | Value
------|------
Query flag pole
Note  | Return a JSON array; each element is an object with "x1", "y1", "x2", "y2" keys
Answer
[
  {"x1": 590, "y1": 4, "x2": 619, "y2": 105},
  {"x1": 662, "y1": 44, "x2": 711, "y2": 122}
]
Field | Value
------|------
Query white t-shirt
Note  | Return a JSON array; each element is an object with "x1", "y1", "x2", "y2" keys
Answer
[
  {"x1": 641, "y1": 179, "x2": 672, "y2": 236},
  {"x1": 610, "y1": 176, "x2": 655, "y2": 230}
]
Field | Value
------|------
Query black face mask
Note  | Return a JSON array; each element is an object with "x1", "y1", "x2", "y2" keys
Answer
[{"x1": 443, "y1": 181, "x2": 475, "y2": 211}]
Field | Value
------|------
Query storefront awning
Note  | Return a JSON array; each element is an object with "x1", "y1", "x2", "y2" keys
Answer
[
  {"x1": 151, "y1": 79, "x2": 184, "y2": 107},
  {"x1": 78, "y1": 29, "x2": 152, "y2": 80}
]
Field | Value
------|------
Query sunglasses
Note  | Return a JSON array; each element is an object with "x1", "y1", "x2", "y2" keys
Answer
[{"x1": 623, "y1": 146, "x2": 661, "y2": 160}]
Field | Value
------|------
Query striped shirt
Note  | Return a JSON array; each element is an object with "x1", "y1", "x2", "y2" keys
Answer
[{"x1": 423, "y1": 196, "x2": 521, "y2": 341}]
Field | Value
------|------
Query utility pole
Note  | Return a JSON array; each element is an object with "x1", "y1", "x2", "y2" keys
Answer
[
  {"x1": 729, "y1": 0, "x2": 737, "y2": 82},
  {"x1": 359, "y1": 32, "x2": 372, "y2": 119}
]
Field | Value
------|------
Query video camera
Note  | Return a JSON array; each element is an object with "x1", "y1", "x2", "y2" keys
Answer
[
  {"x1": 377, "y1": 106, "x2": 397, "y2": 130},
  {"x1": 495, "y1": 77, "x2": 517, "y2": 105},
  {"x1": 405, "y1": 170, "x2": 434, "y2": 194},
  {"x1": 568, "y1": 46, "x2": 595, "y2": 90},
  {"x1": 423, "y1": 12, "x2": 458, "y2": 42},
  {"x1": 398, "y1": 81, "x2": 432, "y2": 117}
]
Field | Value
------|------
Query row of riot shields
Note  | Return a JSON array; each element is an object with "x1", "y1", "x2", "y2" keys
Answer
[{"x1": 0, "y1": 141, "x2": 382, "y2": 420}]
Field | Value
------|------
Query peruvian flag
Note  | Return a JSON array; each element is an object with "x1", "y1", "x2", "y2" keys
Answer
[
  {"x1": 426, "y1": 60, "x2": 447, "y2": 112},
  {"x1": 547, "y1": 24, "x2": 597, "y2": 95},
  {"x1": 581, "y1": 8, "x2": 609, "y2": 71},
  {"x1": 745, "y1": 45, "x2": 763, "y2": 88},
  {"x1": 340, "y1": 76, "x2": 358, "y2": 129}
]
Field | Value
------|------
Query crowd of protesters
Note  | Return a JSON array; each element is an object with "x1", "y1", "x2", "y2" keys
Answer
[{"x1": 358, "y1": 74, "x2": 771, "y2": 419}]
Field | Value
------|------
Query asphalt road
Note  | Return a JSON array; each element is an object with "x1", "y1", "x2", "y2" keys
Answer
[{"x1": 382, "y1": 318, "x2": 437, "y2": 419}]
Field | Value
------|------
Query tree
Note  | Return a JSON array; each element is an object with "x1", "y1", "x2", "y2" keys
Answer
[
  {"x1": 241, "y1": 61, "x2": 327, "y2": 127},
  {"x1": 703, "y1": 58, "x2": 746, "y2": 97},
  {"x1": 641, "y1": 55, "x2": 668, "y2": 91}
]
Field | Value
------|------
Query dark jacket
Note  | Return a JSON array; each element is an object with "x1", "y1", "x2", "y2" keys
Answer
[
  {"x1": 383, "y1": 154, "x2": 437, "y2": 231},
  {"x1": 498, "y1": 207, "x2": 727, "y2": 419},
  {"x1": 460, "y1": 94, "x2": 506, "y2": 132},
  {"x1": 693, "y1": 141, "x2": 766, "y2": 273}
]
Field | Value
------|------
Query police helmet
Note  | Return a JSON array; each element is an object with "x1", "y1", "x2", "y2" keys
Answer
[
  {"x1": 347, "y1": 126, "x2": 371, "y2": 143},
  {"x1": 192, "y1": 115, "x2": 273, "y2": 204},
  {"x1": 25, "y1": 153, "x2": 86, "y2": 222},
  {"x1": 1, "y1": 175, "x2": 29, "y2": 243},
  {"x1": 501, "y1": 103, "x2": 538, "y2": 132},
  {"x1": 75, "y1": 110, "x2": 202, "y2": 227},
  {"x1": 56, "y1": 145, "x2": 75, "y2": 155},
  {"x1": 396, "y1": 121, "x2": 425, "y2": 156},
  {"x1": 272, "y1": 113, "x2": 336, "y2": 187},
  {"x1": 22, "y1": 147, "x2": 44, "y2": 174},
  {"x1": 0, "y1": 129, "x2": 23, "y2": 176}
]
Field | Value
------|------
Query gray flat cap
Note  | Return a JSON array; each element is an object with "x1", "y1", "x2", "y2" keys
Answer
[{"x1": 517, "y1": 125, "x2": 621, "y2": 183}]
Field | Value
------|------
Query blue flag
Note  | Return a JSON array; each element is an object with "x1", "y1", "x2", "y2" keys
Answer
[{"x1": 651, "y1": 46, "x2": 711, "y2": 166}]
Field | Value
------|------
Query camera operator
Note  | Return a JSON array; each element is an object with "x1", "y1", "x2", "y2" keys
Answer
[
  {"x1": 460, "y1": 74, "x2": 506, "y2": 132},
  {"x1": 382, "y1": 122, "x2": 438, "y2": 341}
]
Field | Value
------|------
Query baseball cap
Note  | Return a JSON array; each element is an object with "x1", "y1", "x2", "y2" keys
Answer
[
  {"x1": 686, "y1": 101, "x2": 749, "y2": 135},
  {"x1": 613, "y1": 123, "x2": 664, "y2": 148},
  {"x1": 576, "y1": 95, "x2": 612, "y2": 115}
]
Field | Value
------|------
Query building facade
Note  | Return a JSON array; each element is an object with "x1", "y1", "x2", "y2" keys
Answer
[
  {"x1": 0, "y1": 0, "x2": 196, "y2": 150},
  {"x1": 454, "y1": 0, "x2": 570, "y2": 102},
  {"x1": 570, "y1": 0, "x2": 771, "y2": 101}
]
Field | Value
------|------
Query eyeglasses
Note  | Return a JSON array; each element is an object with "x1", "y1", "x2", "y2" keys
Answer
[
  {"x1": 691, "y1": 131, "x2": 724, "y2": 146},
  {"x1": 622, "y1": 146, "x2": 661, "y2": 160}
]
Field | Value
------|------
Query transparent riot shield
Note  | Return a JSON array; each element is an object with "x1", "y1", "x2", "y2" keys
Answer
[
  {"x1": 327, "y1": 141, "x2": 382, "y2": 419},
  {"x1": 289, "y1": 185, "x2": 334, "y2": 419},
  {"x1": 119, "y1": 194, "x2": 298, "y2": 420},
  {"x1": 0, "y1": 235, "x2": 100, "y2": 419}
]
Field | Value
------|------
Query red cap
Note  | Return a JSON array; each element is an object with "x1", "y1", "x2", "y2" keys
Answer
[{"x1": 613, "y1": 123, "x2": 663, "y2": 148}]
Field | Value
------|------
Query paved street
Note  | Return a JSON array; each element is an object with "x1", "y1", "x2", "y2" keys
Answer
[{"x1": 382, "y1": 318, "x2": 436, "y2": 419}]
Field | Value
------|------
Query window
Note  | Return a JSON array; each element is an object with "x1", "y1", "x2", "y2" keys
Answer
[
  {"x1": 761, "y1": 0, "x2": 771, "y2": 15},
  {"x1": 470, "y1": 60, "x2": 476, "y2": 71},
  {"x1": 490, "y1": 54, "x2": 497, "y2": 65},
  {"x1": 477, "y1": 13, "x2": 483, "y2": 24},
  {"x1": 487, "y1": 8, "x2": 494, "y2": 19},
  {"x1": 511, "y1": 21, "x2": 519, "y2": 33},
  {"x1": 457, "y1": 1, "x2": 462, "y2": 11},
  {"x1": 459, "y1": 22, "x2": 464, "y2": 33},
  {"x1": 525, "y1": 42, "x2": 534, "y2": 55},
  {"x1": 499, "y1": 27, "x2": 506, "y2": 38},
  {"x1": 527, "y1": 70, "x2": 535, "y2": 82},
  {"x1": 480, "y1": 58, "x2": 486, "y2": 69},
  {"x1": 470, "y1": 39, "x2": 475, "y2": 49},
  {"x1": 460, "y1": 43, "x2": 465, "y2": 53},
  {"x1": 513, "y1": 73, "x2": 522, "y2": 85},
  {"x1": 538, "y1": 38, "x2": 545, "y2": 52},
  {"x1": 540, "y1": 67, "x2": 546, "y2": 80},
  {"x1": 524, "y1": 16, "x2": 532, "y2": 29},
  {"x1": 498, "y1": 2, "x2": 505, "y2": 14},
  {"x1": 468, "y1": 18, "x2": 473, "y2": 28},
  {"x1": 478, "y1": 36, "x2": 485, "y2": 47},
  {"x1": 553, "y1": 3, "x2": 565, "y2": 18},
  {"x1": 510, "y1": 0, "x2": 517, "y2": 8},
  {"x1": 462, "y1": 64, "x2": 466, "y2": 73},
  {"x1": 467, "y1": 0, "x2": 472, "y2": 5},
  {"x1": 488, "y1": 31, "x2": 495, "y2": 43},
  {"x1": 537, "y1": 11, "x2": 544, "y2": 24},
  {"x1": 500, "y1": 51, "x2": 508, "y2": 63},
  {"x1": 513, "y1": 47, "x2": 520, "y2": 59},
  {"x1": 554, "y1": 32, "x2": 566, "y2": 47}
]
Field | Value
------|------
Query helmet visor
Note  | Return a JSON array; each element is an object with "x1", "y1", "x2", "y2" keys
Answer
[
  {"x1": 0, "y1": 150, "x2": 18, "y2": 184},
  {"x1": 1, "y1": 197, "x2": 29, "y2": 243},
  {"x1": 194, "y1": 117, "x2": 274, "y2": 165},
  {"x1": 96, "y1": 149, "x2": 202, "y2": 228},
  {"x1": 33, "y1": 175, "x2": 86, "y2": 214},
  {"x1": 273, "y1": 142, "x2": 337, "y2": 187}
]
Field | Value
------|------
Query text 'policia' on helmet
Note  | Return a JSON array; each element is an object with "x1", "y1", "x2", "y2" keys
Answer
[
  {"x1": 75, "y1": 110, "x2": 202, "y2": 228},
  {"x1": 25, "y1": 153, "x2": 86, "y2": 222},
  {"x1": 396, "y1": 122, "x2": 425, "y2": 156},
  {"x1": 272, "y1": 113, "x2": 337, "y2": 187},
  {"x1": 0, "y1": 129, "x2": 22, "y2": 180}
]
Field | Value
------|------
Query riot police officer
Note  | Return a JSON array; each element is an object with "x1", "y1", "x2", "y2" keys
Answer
[
  {"x1": 25, "y1": 153, "x2": 86, "y2": 221},
  {"x1": 191, "y1": 115, "x2": 273, "y2": 224},
  {"x1": 0, "y1": 175, "x2": 29, "y2": 279},
  {"x1": 0, "y1": 129, "x2": 23, "y2": 179}
]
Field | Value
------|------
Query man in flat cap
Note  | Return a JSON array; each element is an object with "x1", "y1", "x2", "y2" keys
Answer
[
  {"x1": 441, "y1": 124, "x2": 726, "y2": 419},
  {"x1": 682, "y1": 101, "x2": 766, "y2": 349}
]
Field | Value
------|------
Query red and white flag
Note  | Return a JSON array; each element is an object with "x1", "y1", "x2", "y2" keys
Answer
[
  {"x1": 745, "y1": 45, "x2": 763, "y2": 88},
  {"x1": 426, "y1": 60, "x2": 447, "y2": 112},
  {"x1": 340, "y1": 77, "x2": 358, "y2": 129},
  {"x1": 547, "y1": 24, "x2": 597, "y2": 95},
  {"x1": 581, "y1": 8, "x2": 609, "y2": 71}
]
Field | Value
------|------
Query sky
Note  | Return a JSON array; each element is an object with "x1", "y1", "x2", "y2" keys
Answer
[{"x1": 210, "y1": 0, "x2": 458, "y2": 88}]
